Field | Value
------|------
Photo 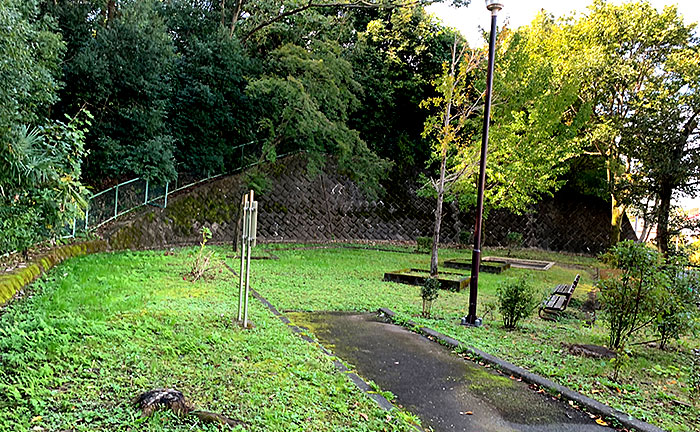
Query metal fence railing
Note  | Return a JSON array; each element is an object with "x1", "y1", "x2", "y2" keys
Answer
[{"x1": 64, "y1": 140, "x2": 272, "y2": 237}]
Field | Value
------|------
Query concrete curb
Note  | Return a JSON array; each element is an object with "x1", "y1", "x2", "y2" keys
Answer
[
  {"x1": 246, "y1": 288, "x2": 425, "y2": 431},
  {"x1": 377, "y1": 307, "x2": 666, "y2": 432}
]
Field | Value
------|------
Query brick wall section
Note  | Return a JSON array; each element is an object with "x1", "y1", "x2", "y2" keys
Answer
[{"x1": 101, "y1": 153, "x2": 635, "y2": 254}]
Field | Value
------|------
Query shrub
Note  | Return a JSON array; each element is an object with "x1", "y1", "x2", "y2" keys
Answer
[
  {"x1": 458, "y1": 230, "x2": 472, "y2": 245},
  {"x1": 415, "y1": 236, "x2": 432, "y2": 253},
  {"x1": 0, "y1": 205, "x2": 44, "y2": 254},
  {"x1": 421, "y1": 277, "x2": 440, "y2": 318},
  {"x1": 656, "y1": 265, "x2": 700, "y2": 349},
  {"x1": 505, "y1": 231, "x2": 523, "y2": 256},
  {"x1": 690, "y1": 349, "x2": 700, "y2": 406},
  {"x1": 597, "y1": 241, "x2": 666, "y2": 349},
  {"x1": 496, "y1": 276, "x2": 538, "y2": 329},
  {"x1": 0, "y1": 117, "x2": 89, "y2": 255}
]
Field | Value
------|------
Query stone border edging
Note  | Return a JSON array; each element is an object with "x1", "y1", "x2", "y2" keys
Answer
[
  {"x1": 0, "y1": 240, "x2": 108, "y2": 306},
  {"x1": 377, "y1": 307, "x2": 666, "y2": 432},
  {"x1": 246, "y1": 287, "x2": 424, "y2": 432}
]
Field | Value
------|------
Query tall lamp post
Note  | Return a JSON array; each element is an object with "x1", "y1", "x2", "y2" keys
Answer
[{"x1": 462, "y1": 0, "x2": 504, "y2": 327}]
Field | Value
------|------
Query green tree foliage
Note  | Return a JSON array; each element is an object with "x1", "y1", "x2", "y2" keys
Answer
[
  {"x1": 425, "y1": 15, "x2": 585, "y2": 216},
  {"x1": 48, "y1": 0, "x2": 176, "y2": 183},
  {"x1": 224, "y1": 0, "x2": 469, "y2": 43},
  {"x1": 0, "y1": 0, "x2": 62, "y2": 135},
  {"x1": 246, "y1": 41, "x2": 391, "y2": 194},
  {"x1": 567, "y1": 1, "x2": 696, "y2": 246},
  {"x1": 0, "y1": 0, "x2": 89, "y2": 253},
  {"x1": 472, "y1": 17, "x2": 587, "y2": 213},
  {"x1": 623, "y1": 34, "x2": 700, "y2": 254},
  {"x1": 347, "y1": 7, "x2": 456, "y2": 174},
  {"x1": 163, "y1": 1, "x2": 254, "y2": 175}
]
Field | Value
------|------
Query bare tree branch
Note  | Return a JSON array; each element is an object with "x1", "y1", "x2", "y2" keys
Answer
[
  {"x1": 230, "y1": 0, "x2": 246, "y2": 37},
  {"x1": 242, "y1": 0, "x2": 426, "y2": 41}
]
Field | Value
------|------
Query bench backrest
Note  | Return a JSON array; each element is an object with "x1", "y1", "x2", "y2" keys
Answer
[
  {"x1": 571, "y1": 274, "x2": 580, "y2": 290},
  {"x1": 562, "y1": 274, "x2": 581, "y2": 308}
]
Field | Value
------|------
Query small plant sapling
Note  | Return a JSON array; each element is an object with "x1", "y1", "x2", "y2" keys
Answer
[
  {"x1": 189, "y1": 227, "x2": 214, "y2": 281},
  {"x1": 496, "y1": 276, "x2": 539, "y2": 329},
  {"x1": 480, "y1": 299, "x2": 498, "y2": 323},
  {"x1": 421, "y1": 277, "x2": 440, "y2": 318},
  {"x1": 610, "y1": 345, "x2": 630, "y2": 382}
]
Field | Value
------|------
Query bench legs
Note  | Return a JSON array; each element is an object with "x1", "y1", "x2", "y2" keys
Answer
[{"x1": 538, "y1": 307, "x2": 559, "y2": 321}]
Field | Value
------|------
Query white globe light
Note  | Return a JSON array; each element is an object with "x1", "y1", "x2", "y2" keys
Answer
[{"x1": 485, "y1": 0, "x2": 504, "y2": 12}]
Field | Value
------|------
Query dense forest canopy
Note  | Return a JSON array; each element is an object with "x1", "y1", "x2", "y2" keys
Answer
[{"x1": 1, "y1": 0, "x2": 698, "y2": 255}]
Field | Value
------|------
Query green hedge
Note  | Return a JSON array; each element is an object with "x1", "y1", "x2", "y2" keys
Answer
[{"x1": 0, "y1": 240, "x2": 107, "y2": 305}]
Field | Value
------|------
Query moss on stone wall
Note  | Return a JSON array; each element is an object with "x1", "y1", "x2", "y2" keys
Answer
[
  {"x1": 262, "y1": 202, "x2": 289, "y2": 214},
  {"x1": 165, "y1": 193, "x2": 238, "y2": 236},
  {"x1": 0, "y1": 240, "x2": 107, "y2": 306},
  {"x1": 110, "y1": 224, "x2": 144, "y2": 251}
]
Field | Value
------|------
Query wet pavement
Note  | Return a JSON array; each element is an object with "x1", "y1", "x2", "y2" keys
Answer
[{"x1": 288, "y1": 312, "x2": 609, "y2": 432}]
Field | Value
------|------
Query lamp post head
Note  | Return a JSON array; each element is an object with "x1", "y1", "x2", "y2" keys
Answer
[{"x1": 485, "y1": 0, "x2": 504, "y2": 13}]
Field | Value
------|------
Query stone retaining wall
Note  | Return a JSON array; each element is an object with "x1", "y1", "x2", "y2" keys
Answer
[{"x1": 100, "y1": 154, "x2": 636, "y2": 254}]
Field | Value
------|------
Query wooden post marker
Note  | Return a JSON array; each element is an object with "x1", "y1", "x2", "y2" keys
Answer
[{"x1": 238, "y1": 190, "x2": 258, "y2": 328}]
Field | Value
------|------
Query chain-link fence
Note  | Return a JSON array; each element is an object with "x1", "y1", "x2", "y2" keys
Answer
[{"x1": 65, "y1": 140, "x2": 264, "y2": 236}]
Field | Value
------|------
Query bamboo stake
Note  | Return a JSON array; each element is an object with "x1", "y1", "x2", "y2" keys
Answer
[
  {"x1": 243, "y1": 190, "x2": 254, "y2": 328},
  {"x1": 238, "y1": 193, "x2": 249, "y2": 321}
]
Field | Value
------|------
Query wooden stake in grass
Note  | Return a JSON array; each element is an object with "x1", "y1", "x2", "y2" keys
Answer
[{"x1": 238, "y1": 190, "x2": 258, "y2": 328}]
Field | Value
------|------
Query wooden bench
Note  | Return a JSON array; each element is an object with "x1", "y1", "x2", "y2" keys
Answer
[{"x1": 539, "y1": 274, "x2": 580, "y2": 321}]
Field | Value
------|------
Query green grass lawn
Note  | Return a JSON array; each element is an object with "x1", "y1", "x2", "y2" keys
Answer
[
  {"x1": 227, "y1": 243, "x2": 698, "y2": 432},
  {"x1": 2, "y1": 243, "x2": 696, "y2": 432},
  {"x1": 0, "y1": 250, "x2": 419, "y2": 432}
]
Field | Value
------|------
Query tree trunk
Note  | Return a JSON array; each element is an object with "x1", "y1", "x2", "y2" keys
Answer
[
  {"x1": 608, "y1": 156, "x2": 626, "y2": 246},
  {"x1": 104, "y1": 0, "x2": 116, "y2": 25},
  {"x1": 655, "y1": 183, "x2": 673, "y2": 256},
  {"x1": 610, "y1": 196, "x2": 626, "y2": 246},
  {"x1": 221, "y1": 0, "x2": 226, "y2": 27},
  {"x1": 430, "y1": 153, "x2": 446, "y2": 277},
  {"x1": 229, "y1": 0, "x2": 245, "y2": 37}
]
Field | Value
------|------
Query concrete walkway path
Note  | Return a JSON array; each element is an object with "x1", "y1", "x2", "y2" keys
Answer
[{"x1": 289, "y1": 312, "x2": 609, "y2": 432}]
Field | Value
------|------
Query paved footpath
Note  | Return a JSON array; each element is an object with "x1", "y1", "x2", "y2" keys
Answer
[{"x1": 289, "y1": 312, "x2": 610, "y2": 432}]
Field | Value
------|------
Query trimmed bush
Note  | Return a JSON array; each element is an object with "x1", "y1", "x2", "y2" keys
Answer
[
  {"x1": 458, "y1": 230, "x2": 472, "y2": 245},
  {"x1": 497, "y1": 276, "x2": 538, "y2": 329},
  {"x1": 415, "y1": 236, "x2": 432, "y2": 253},
  {"x1": 421, "y1": 277, "x2": 440, "y2": 318}
]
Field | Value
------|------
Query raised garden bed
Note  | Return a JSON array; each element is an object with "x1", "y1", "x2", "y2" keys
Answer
[
  {"x1": 443, "y1": 258, "x2": 510, "y2": 274},
  {"x1": 383, "y1": 268, "x2": 469, "y2": 292},
  {"x1": 483, "y1": 256, "x2": 555, "y2": 271}
]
